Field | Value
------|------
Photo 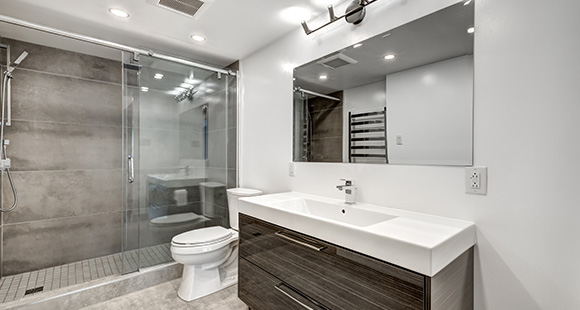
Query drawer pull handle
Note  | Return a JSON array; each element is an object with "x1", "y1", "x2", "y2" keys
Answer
[
  {"x1": 275, "y1": 231, "x2": 326, "y2": 251},
  {"x1": 275, "y1": 284, "x2": 323, "y2": 310}
]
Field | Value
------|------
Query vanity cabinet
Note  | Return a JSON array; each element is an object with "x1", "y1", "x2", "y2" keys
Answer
[{"x1": 238, "y1": 214, "x2": 473, "y2": 310}]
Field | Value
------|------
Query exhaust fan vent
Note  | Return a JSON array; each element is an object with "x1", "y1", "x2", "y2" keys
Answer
[
  {"x1": 317, "y1": 54, "x2": 358, "y2": 70},
  {"x1": 150, "y1": 0, "x2": 207, "y2": 18}
]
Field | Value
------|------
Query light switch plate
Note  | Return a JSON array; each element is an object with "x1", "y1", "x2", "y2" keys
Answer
[
  {"x1": 289, "y1": 162, "x2": 295, "y2": 177},
  {"x1": 465, "y1": 166, "x2": 487, "y2": 195}
]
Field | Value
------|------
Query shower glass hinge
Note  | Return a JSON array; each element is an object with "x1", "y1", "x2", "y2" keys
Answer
[{"x1": 132, "y1": 52, "x2": 140, "y2": 62}]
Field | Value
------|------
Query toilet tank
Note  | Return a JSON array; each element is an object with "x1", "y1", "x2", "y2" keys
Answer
[{"x1": 227, "y1": 188, "x2": 262, "y2": 230}]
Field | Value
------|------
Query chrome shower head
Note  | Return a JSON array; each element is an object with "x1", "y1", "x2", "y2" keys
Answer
[{"x1": 6, "y1": 51, "x2": 28, "y2": 74}]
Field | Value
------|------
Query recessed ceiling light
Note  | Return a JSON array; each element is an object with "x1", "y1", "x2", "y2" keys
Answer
[
  {"x1": 383, "y1": 54, "x2": 396, "y2": 60},
  {"x1": 190, "y1": 34, "x2": 206, "y2": 42},
  {"x1": 140, "y1": 87, "x2": 149, "y2": 92},
  {"x1": 108, "y1": 8, "x2": 130, "y2": 18},
  {"x1": 353, "y1": 43, "x2": 363, "y2": 48},
  {"x1": 467, "y1": 27, "x2": 475, "y2": 34},
  {"x1": 154, "y1": 73, "x2": 164, "y2": 79},
  {"x1": 319, "y1": 75, "x2": 328, "y2": 80}
]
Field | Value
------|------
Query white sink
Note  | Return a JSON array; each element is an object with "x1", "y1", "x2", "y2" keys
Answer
[
  {"x1": 238, "y1": 192, "x2": 475, "y2": 277},
  {"x1": 269, "y1": 198, "x2": 396, "y2": 227},
  {"x1": 147, "y1": 173, "x2": 205, "y2": 188}
]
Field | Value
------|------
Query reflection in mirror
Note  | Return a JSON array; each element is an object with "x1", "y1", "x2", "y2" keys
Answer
[{"x1": 293, "y1": 1, "x2": 474, "y2": 166}]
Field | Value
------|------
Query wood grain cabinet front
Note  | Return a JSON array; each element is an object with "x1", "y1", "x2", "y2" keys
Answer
[{"x1": 238, "y1": 214, "x2": 473, "y2": 310}]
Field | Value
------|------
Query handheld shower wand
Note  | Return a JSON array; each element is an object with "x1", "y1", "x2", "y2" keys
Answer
[{"x1": 6, "y1": 51, "x2": 28, "y2": 74}]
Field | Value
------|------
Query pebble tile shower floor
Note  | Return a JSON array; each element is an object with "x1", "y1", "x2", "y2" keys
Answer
[{"x1": 0, "y1": 243, "x2": 172, "y2": 303}]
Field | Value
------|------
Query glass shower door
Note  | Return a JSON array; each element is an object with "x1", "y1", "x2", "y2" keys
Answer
[{"x1": 122, "y1": 53, "x2": 233, "y2": 272}]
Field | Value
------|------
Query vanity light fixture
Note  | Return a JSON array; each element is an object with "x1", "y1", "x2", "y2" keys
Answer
[
  {"x1": 301, "y1": 0, "x2": 379, "y2": 35},
  {"x1": 154, "y1": 73, "x2": 164, "y2": 79},
  {"x1": 353, "y1": 43, "x2": 363, "y2": 48},
  {"x1": 190, "y1": 34, "x2": 206, "y2": 42},
  {"x1": 467, "y1": 27, "x2": 475, "y2": 34},
  {"x1": 108, "y1": 8, "x2": 130, "y2": 18},
  {"x1": 319, "y1": 75, "x2": 328, "y2": 80},
  {"x1": 383, "y1": 54, "x2": 396, "y2": 60},
  {"x1": 140, "y1": 87, "x2": 149, "y2": 92}
]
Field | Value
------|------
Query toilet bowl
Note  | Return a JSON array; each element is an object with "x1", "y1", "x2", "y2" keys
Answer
[{"x1": 170, "y1": 187, "x2": 262, "y2": 301}]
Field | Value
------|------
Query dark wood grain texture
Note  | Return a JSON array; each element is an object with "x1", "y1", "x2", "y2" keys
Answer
[{"x1": 239, "y1": 213, "x2": 474, "y2": 310}]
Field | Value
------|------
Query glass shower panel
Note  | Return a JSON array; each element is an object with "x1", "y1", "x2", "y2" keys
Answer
[{"x1": 123, "y1": 53, "x2": 231, "y2": 271}]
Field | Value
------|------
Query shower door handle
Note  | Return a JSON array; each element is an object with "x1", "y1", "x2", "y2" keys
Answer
[{"x1": 127, "y1": 155, "x2": 135, "y2": 183}]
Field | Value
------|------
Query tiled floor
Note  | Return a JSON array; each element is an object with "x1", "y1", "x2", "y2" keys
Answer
[
  {"x1": 0, "y1": 243, "x2": 172, "y2": 303},
  {"x1": 80, "y1": 281, "x2": 248, "y2": 310}
]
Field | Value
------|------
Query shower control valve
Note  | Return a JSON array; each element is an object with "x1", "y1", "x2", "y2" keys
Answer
[{"x1": 0, "y1": 158, "x2": 11, "y2": 169}]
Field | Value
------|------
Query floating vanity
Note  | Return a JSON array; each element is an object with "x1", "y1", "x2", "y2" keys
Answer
[{"x1": 237, "y1": 192, "x2": 475, "y2": 310}]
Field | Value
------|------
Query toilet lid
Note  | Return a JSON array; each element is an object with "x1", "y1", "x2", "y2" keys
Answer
[
  {"x1": 150, "y1": 213, "x2": 201, "y2": 227},
  {"x1": 227, "y1": 188, "x2": 263, "y2": 197},
  {"x1": 172, "y1": 226, "x2": 233, "y2": 247},
  {"x1": 200, "y1": 182, "x2": 225, "y2": 188}
]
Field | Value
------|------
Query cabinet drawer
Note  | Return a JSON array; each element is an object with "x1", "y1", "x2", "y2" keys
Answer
[
  {"x1": 239, "y1": 214, "x2": 425, "y2": 310},
  {"x1": 239, "y1": 258, "x2": 329, "y2": 310}
]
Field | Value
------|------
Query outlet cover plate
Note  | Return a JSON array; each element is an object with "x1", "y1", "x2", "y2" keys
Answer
[{"x1": 465, "y1": 166, "x2": 487, "y2": 195}]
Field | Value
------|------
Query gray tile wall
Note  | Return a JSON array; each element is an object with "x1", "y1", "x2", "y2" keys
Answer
[
  {"x1": 0, "y1": 38, "x2": 123, "y2": 276},
  {"x1": 308, "y1": 91, "x2": 343, "y2": 162}
]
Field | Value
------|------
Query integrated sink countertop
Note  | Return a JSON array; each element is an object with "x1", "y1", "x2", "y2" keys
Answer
[
  {"x1": 238, "y1": 192, "x2": 475, "y2": 277},
  {"x1": 147, "y1": 173, "x2": 206, "y2": 188}
]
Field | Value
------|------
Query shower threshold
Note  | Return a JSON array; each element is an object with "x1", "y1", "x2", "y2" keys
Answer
[{"x1": 0, "y1": 243, "x2": 172, "y2": 304}]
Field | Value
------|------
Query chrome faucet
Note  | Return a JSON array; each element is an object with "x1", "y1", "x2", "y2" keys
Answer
[
  {"x1": 181, "y1": 165, "x2": 192, "y2": 176},
  {"x1": 336, "y1": 179, "x2": 356, "y2": 204}
]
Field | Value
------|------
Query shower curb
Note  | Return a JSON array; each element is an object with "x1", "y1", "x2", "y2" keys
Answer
[{"x1": 0, "y1": 262, "x2": 182, "y2": 310}]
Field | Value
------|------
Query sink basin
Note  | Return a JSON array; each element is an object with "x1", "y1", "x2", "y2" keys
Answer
[
  {"x1": 238, "y1": 192, "x2": 475, "y2": 276},
  {"x1": 147, "y1": 173, "x2": 206, "y2": 188},
  {"x1": 270, "y1": 198, "x2": 396, "y2": 227}
]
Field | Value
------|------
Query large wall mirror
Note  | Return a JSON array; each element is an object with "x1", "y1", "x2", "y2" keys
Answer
[{"x1": 293, "y1": 1, "x2": 474, "y2": 166}]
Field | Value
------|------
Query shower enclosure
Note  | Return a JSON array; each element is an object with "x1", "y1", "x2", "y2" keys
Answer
[
  {"x1": 0, "y1": 28, "x2": 237, "y2": 303},
  {"x1": 122, "y1": 53, "x2": 237, "y2": 273}
]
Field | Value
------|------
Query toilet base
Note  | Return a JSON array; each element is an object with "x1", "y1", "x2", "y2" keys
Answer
[{"x1": 176, "y1": 260, "x2": 238, "y2": 302}]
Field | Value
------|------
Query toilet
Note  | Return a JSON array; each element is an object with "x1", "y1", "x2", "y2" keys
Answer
[{"x1": 170, "y1": 187, "x2": 262, "y2": 301}]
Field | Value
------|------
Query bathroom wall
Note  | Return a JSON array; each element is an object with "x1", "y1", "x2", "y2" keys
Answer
[
  {"x1": 239, "y1": 0, "x2": 580, "y2": 309},
  {"x1": 386, "y1": 55, "x2": 473, "y2": 165},
  {"x1": 0, "y1": 38, "x2": 123, "y2": 276}
]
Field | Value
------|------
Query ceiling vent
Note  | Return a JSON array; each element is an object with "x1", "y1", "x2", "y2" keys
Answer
[
  {"x1": 147, "y1": 0, "x2": 213, "y2": 19},
  {"x1": 317, "y1": 54, "x2": 358, "y2": 70}
]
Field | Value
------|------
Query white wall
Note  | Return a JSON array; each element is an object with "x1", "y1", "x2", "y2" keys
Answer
[
  {"x1": 239, "y1": 0, "x2": 580, "y2": 309},
  {"x1": 387, "y1": 55, "x2": 473, "y2": 165}
]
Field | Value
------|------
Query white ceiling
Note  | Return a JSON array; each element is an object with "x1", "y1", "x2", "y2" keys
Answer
[{"x1": 0, "y1": 0, "x2": 347, "y2": 66}]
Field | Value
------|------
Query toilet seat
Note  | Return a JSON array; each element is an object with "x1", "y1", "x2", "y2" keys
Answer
[{"x1": 171, "y1": 226, "x2": 238, "y2": 255}]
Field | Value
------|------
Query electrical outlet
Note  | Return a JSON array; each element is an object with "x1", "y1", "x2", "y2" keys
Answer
[
  {"x1": 396, "y1": 135, "x2": 403, "y2": 145},
  {"x1": 289, "y1": 162, "x2": 295, "y2": 177},
  {"x1": 465, "y1": 167, "x2": 487, "y2": 195}
]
